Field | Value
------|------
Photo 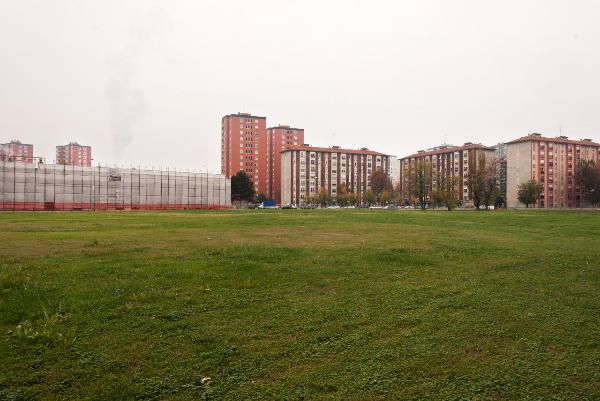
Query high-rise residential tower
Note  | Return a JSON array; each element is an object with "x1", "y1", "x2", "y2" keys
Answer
[
  {"x1": 221, "y1": 113, "x2": 268, "y2": 195},
  {"x1": 267, "y1": 125, "x2": 304, "y2": 202},
  {"x1": 506, "y1": 133, "x2": 600, "y2": 208}
]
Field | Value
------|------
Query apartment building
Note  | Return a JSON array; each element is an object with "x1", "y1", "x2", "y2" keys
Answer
[
  {"x1": 389, "y1": 155, "x2": 400, "y2": 187},
  {"x1": 506, "y1": 133, "x2": 600, "y2": 208},
  {"x1": 495, "y1": 143, "x2": 507, "y2": 203},
  {"x1": 221, "y1": 113, "x2": 268, "y2": 195},
  {"x1": 0, "y1": 140, "x2": 34, "y2": 163},
  {"x1": 400, "y1": 143, "x2": 495, "y2": 206},
  {"x1": 281, "y1": 145, "x2": 391, "y2": 206},
  {"x1": 267, "y1": 125, "x2": 304, "y2": 202},
  {"x1": 56, "y1": 142, "x2": 92, "y2": 166}
]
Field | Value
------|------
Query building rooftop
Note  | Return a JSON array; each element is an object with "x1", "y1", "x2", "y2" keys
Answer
[
  {"x1": 222, "y1": 112, "x2": 266, "y2": 120},
  {"x1": 2, "y1": 140, "x2": 33, "y2": 146},
  {"x1": 401, "y1": 142, "x2": 495, "y2": 159},
  {"x1": 57, "y1": 142, "x2": 90, "y2": 148},
  {"x1": 267, "y1": 125, "x2": 304, "y2": 131},
  {"x1": 283, "y1": 145, "x2": 387, "y2": 156},
  {"x1": 506, "y1": 133, "x2": 600, "y2": 146}
]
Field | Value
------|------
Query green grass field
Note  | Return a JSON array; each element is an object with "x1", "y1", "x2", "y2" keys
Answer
[{"x1": 1, "y1": 210, "x2": 599, "y2": 400}]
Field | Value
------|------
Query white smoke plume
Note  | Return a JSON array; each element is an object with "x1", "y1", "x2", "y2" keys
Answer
[
  {"x1": 107, "y1": 46, "x2": 146, "y2": 162},
  {"x1": 106, "y1": 5, "x2": 170, "y2": 162}
]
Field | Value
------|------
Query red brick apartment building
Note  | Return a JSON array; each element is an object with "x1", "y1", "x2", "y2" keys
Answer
[
  {"x1": 506, "y1": 133, "x2": 600, "y2": 208},
  {"x1": 281, "y1": 145, "x2": 391, "y2": 206},
  {"x1": 56, "y1": 142, "x2": 92, "y2": 166},
  {"x1": 400, "y1": 143, "x2": 495, "y2": 206},
  {"x1": 0, "y1": 140, "x2": 34, "y2": 163},
  {"x1": 221, "y1": 113, "x2": 268, "y2": 195},
  {"x1": 267, "y1": 125, "x2": 304, "y2": 202}
]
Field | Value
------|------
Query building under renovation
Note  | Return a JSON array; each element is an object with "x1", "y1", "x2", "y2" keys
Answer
[{"x1": 0, "y1": 161, "x2": 230, "y2": 211}]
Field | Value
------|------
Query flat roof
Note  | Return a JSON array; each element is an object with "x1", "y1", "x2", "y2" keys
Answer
[
  {"x1": 401, "y1": 143, "x2": 495, "y2": 160},
  {"x1": 222, "y1": 113, "x2": 266, "y2": 120},
  {"x1": 283, "y1": 145, "x2": 387, "y2": 156},
  {"x1": 2, "y1": 140, "x2": 33, "y2": 146},
  {"x1": 267, "y1": 126, "x2": 304, "y2": 131},
  {"x1": 507, "y1": 134, "x2": 600, "y2": 147},
  {"x1": 57, "y1": 142, "x2": 91, "y2": 148}
]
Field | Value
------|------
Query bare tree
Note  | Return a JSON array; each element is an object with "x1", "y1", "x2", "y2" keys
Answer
[
  {"x1": 318, "y1": 187, "x2": 331, "y2": 207},
  {"x1": 363, "y1": 188, "x2": 376, "y2": 206},
  {"x1": 336, "y1": 183, "x2": 349, "y2": 207},
  {"x1": 431, "y1": 171, "x2": 460, "y2": 210},
  {"x1": 482, "y1": 161, "x2": 499, "y2": 210},
  {"x1": 370, "y1": 169, "x2": 392, "y2": 204},
  {"x1": 409, "y1": 160, "x2": 432, "y2": 210},
  {"x1": 380, "y1": 190, "x2": 391, "y2": 205},
  {"x1": 467, "y1": 154, "x2": 487, "y2": 209}
]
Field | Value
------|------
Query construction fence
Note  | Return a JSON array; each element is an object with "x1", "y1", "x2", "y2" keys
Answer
[{"x1": 0, "y1": 161, "x2": 231, "y2": 211}]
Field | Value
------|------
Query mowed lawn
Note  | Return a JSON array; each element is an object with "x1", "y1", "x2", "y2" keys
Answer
[{"x1": 1, "y1": 210, "x2": 599, "y2": 401}]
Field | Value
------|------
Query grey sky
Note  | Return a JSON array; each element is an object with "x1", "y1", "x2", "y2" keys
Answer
[{"x1": 1, "y1": 0, "x2": 599, "y2": 171}]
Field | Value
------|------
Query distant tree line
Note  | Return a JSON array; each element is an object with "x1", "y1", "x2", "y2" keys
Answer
[{"x1": 302, "y1": 169, "x2": 397, "y2": 207}]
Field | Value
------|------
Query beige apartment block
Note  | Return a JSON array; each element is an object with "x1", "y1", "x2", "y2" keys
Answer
[
  {"x1": 399, "y1": 143, "x2": 495, "y2": 206},
  {"x1": 281, "y1": 145, "x2": 390, "y2": 206},
  {"x1": 506, "y1": 134, "x2": 600, "y2": 208}
]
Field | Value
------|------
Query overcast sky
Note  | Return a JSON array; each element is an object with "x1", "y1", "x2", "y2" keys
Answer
[{"x1": 1, "y1": 0, "x2": 599, "y2": 170}]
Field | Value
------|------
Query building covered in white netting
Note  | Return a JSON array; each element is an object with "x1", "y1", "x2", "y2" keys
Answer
[{"x1": 0, "y1": 161, "x2": 230, "y2": 211}]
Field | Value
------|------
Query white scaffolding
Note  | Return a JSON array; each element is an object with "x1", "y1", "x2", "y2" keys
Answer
[{"x1": 0, "y1": 161, "x2": 231, "y2": 211}]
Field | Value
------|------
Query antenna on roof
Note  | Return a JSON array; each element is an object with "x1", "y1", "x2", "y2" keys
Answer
[{"x1": 559, "y1": 125, "x2": 563, "y2": 136}]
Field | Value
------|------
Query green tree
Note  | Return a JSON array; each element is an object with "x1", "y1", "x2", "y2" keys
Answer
[
  {"x1": 231, "y1": 170, "x2": 255, "y2": 207},
  {"x1": 255, "y1": 193, "x2": 268, "y2": 204},
  {"x1": 430, "y1": 189, "x2": 444, "y2": 209},
  {"x1": 494, "y1": 195, "x2": 506, "y2": 209},
  {"x1": 576, "y1": 159, "x2": 600, "y2": 207},
  {"x1": 517, "y1": 180, "x2": 542, "y2": 208}
]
